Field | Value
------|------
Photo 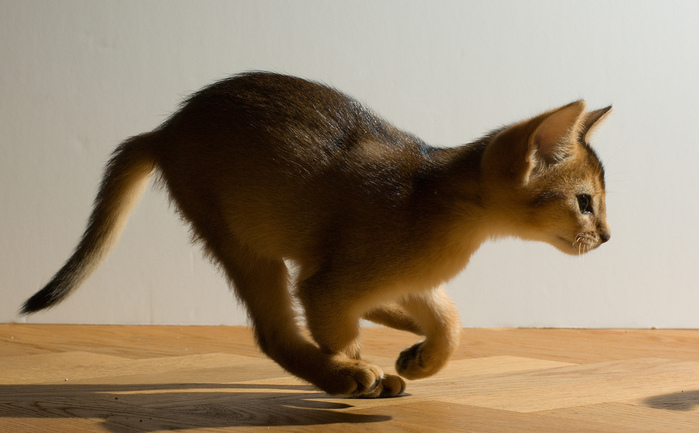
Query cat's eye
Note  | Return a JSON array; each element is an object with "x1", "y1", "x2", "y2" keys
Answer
[{"x1": 577, "y1": 194, "x2": 593, "y2": 214}]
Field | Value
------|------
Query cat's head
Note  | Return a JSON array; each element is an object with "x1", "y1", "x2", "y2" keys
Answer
[{"x1": 481, "y1": 100, "x2": 612, "y2": 255}]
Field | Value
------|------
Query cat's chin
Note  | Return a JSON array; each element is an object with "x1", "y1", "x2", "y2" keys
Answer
[{"x1": 553, "y1": 236, "x2": 596, "y2": 256}]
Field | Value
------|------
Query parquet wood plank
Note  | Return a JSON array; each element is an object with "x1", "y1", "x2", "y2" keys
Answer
[
  {"x1": 0, "y1": 324, "x2": 263, "y2": 359},
  {"x1": 0, "y1": 352, "x2": 130, "y2": 384},
  {"x1": 0, "y1": 418, "x2": 98, "y2": 433},
  {"x1": 537, "y1": 402, "x2": 699, "y2": 433},
  {"x1": 440, "y1": 358, "x2": 699, "y2": 412},
  {"x1": 459, "y1": 329, "x2": 699, "y2": 363},
  {"x1": 1, "y1": 351, "x2": 288, "y2": 386},
  {"x1": 426, "y1": 355, "x2": 576, "y2": 378}
]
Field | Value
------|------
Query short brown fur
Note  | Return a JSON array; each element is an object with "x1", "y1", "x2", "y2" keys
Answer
[{"x1": 22, "y1": 72, "x2": 611, "y2": 397}]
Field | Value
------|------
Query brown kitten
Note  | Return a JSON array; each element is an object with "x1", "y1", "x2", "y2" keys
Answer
[{"x1": 21, "y1": 72, "x2": 611, "y2": 398}]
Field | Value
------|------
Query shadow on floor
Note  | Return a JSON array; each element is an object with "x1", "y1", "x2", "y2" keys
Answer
[
  {"x1": 644, "y1": 390, "x2": 699, "y2": 411},
  {"x1": 1, "y1": 382, "x2": 395, "y2": 432}
]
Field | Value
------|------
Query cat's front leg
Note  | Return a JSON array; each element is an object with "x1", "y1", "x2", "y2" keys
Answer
[
  {"x1": 298, "y1": 274, "x2": 406, "y2": 398},
  {"x1": 395, "y1": 285, "x2": 461, "y2": 380},
  {"x1": 363, "y1": 303, "x2": 424, "y2": 335}
]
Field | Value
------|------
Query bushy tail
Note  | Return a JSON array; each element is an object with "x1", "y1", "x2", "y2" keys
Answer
[{"x1": 21, "y1": 133, "x2": 158, "y2": 314}]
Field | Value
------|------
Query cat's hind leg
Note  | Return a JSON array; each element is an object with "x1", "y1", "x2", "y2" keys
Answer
[{"x1": 395, "y1": 285, "x2": 461, "y2": 380}]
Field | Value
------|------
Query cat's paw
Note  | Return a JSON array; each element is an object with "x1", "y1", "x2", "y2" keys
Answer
[
  {"x1": 381, "y1": 373, "x2": 407, "y2": 397},
  {"x1": 358, "y1": 373, "x2": 406, "y2": 398},
  {"x1": 321, "y1": 359, "x2": 406, "y2": 398},
  {"x1": 396, "y1": 341, "x2": 445, "y2": 380},
  {"x1": 322, "y1": 358, "x2": 385, "y2": 397}
]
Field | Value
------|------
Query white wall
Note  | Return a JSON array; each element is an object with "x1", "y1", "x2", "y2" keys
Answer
[{"x1": 2, "y1": 0, "x2": 698, "y2": 327}]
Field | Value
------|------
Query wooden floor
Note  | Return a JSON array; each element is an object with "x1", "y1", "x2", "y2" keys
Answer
[{"x1": 1, "y1": 325, "x2": 699, "y2": 432}]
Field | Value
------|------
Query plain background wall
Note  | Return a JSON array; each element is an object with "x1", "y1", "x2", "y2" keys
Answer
[{"x1": 2, "y1": 0, "x2": 699, "y2": 327}]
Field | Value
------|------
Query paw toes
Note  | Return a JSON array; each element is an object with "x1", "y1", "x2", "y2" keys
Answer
[
  {"x1": 335, "y1": 360, "x2": 384, "y2": 397},
  {"x1": 357, "y1": 374, "x2": 406, "y2": 398},
  {"x1": 354, "y1": 376, "x2": 381, "y2": 395},
  {"x1": 380, "y1": 374, "x2": 406, "y2": 397}
]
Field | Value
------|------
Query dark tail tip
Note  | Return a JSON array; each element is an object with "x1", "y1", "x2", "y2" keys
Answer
[
  {"x1": 20, "y1": 293, "x2": 49, "y2": 315},
  {"x1": 20, "y1": 284, "x2": 64, "y2": 315}
]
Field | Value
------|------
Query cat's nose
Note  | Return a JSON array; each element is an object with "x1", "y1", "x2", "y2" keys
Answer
[{"x1": 600, "y1": 232, "x2": 611, "y2": 243}]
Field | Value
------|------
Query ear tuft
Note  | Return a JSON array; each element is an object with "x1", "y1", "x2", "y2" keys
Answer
[{"x1": 580, "y1": 105, "x2": 612, "y2": 142}]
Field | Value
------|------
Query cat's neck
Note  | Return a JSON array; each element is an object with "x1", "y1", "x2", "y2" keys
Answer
[
  {"x1": 421, "y1": 140, "x2": 492, "y2": 224},
  {"x1": 402, "y1": 141, "x2": 501, "y2": 284}
]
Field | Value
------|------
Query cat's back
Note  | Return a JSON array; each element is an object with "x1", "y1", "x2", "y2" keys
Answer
[
  {"x1": 157, "y1": 72, "x2": 436, "y2": 212},
  {"x1": 172, "y1": 72, "x2": 361, "y2": 135},
  {"x1": 166, "y1": 72, "x2": 423, "y2": 157}
]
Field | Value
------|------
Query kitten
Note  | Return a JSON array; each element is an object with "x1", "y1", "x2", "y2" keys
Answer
[{"x1": 21, "y1": 72, "x2": 611, "y2": 398}]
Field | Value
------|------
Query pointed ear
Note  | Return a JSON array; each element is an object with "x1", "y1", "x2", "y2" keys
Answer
[
  {"x1": 527, "y1": 100, "x2": 586, "y2": 166},
  {"x1": 481, "y1": 100, "x2": 588, "y2": 185},
  {"x1": 579, "y1": 105, "x2": 612, "y2": 142}
]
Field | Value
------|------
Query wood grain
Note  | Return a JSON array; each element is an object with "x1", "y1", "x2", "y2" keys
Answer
[{"x1": 1, "y1": 325, "x2": 698, "y2": 432}]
